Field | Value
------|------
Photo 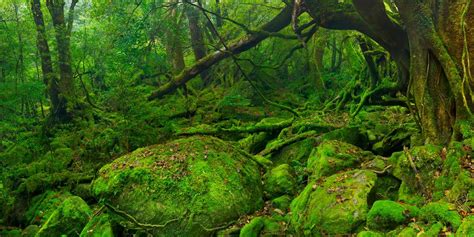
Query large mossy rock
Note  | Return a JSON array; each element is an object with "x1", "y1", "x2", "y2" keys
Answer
[
  {"x1": 25, "y1": 191, "x2": 72, "y2": 226},
  {"x1": 263, "y1": 164, "x2": 296, "y2": 199},
  {"x1": 389, "y1": 145, "x2": 442, "y2": 195},
  {"x1": 270, "y1": 137, "x2": 317, "y2": 166},
  {"x1": 457, "y1": 216, "x2": 474, "y2": 236},
  {"x1": 307, "y1": 140, "x2": 373, "y2": 180},
  {"x1": 290, "y1": 170, "x2": 377, "y2": 236},
  {"x1": 36, "y1": 196, "x2": 92, "y2": 236},
  {"x1": 92, "y1": 136, "x2": 263, "y2": 236},
  {"x1": 367, "y1": 200, "x2": 419, "y2": 231},
  {"x1": 80, "y1": 213, "x2": 114, "y2": 237},
  {"x1": 418, "y1": 201, "x2": 461, "y2": 231}
]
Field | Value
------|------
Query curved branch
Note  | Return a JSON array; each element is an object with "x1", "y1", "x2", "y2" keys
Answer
[{"x1": 148, "y1": 6, "x2": 293, "y2": 100}]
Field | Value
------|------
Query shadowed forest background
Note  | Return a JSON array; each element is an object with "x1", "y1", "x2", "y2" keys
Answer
[{"x1": 0, "y1": 0, "x2": 473, "y2": 236}]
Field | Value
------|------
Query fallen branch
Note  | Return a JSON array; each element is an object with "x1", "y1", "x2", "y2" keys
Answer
[
  {"x1": 259, "y1": 130, "x2": 321, "y2": 157},
  {"x1": 176, "y1": 118, "x2": 294, "y2": 136},
  {"x1": 148, "y1": 5, "x2": 293, "y2": 100}
]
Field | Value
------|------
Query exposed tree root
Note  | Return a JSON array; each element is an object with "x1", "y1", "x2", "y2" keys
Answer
[
  {"x1": 105, "y1": 202, "x2": 180, "y2": 229},
  {"x1": 258, "y1": 130, "x2": 320, "y2": 157},
  {"x1": 176, "y1": 118, "x2": 294, "y2": 136}
]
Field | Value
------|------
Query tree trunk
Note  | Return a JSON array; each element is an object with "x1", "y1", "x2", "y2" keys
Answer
[
  {"x1": 165, "y1": 0, "x2": 186, "y2": 74},
  {"x1": 46, "y1": 0, "x2": 77, "y2": 121},
  {"x1": 394, "y1": 0, "x2": 474, "y2": 144},
  {"x1": 185, "y1": 1, "x2": 211, "y2": 84},
  {"x1": 30, "y1": 0, "x2": 66, "y2": 121}
]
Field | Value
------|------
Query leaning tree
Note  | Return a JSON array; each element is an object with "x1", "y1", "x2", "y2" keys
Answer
[{"x1": 149, "y1": 0, "x2": 474, "y2": 145}]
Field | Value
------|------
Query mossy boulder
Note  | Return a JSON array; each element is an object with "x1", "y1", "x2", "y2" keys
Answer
[
  {"x1": 80, "y1": 213, "x2": 114, "y2": 237},
  {"x1": 240, "y1": 216, "x2": 285, "y2": 237},
  {"x1": 270, "y1": 137, "x2": 318, "y2": 166},
  {"x1": 25, "y1": 191, "x2": 72, "y2": 226},
  {"x1": 271, "y1": 195, "x2": 291, "y2": 210},
  {"x1": 432, "y1": 141, "x2": 473, "y2": 204},
  {"x1": 389, "y1": 145, "x2": 442, "y2": 197},
  {"x1": 92, "y1": 136, "x2": 263, "y2": 236},
  {"x1": 418, "y1": 201, "x2": 461, "y2": 231},
  {"x1": 36, "y1": 196, "x2": 92, "y2": 236},
  {"x1": 263, "y1": 164, "x2": 296, "y2": 199},
  {"x1": 240, "y1": 217, "x2": 265, "y2": 237},
  {"x1": 397, "y1": 181, "x2": 425, "y2": 205},
  {"x1": 397, "y1": 226, "x2": 417, "y2": 237},
  {"x1": 368, "y1": 175, "x2": 401, "y2": 203},
  {"x1": 290, "y1": 170, "x2": 378, "y2": 236},
  {"x1": 357, "y1": 231, "x2": 384, "y2": 237},
  {"x1": 456, "y1": 216, "x2": 474, "y2": 236},
  {"x1": 307, "y1": 140, "x2": 373, "y2": 180},
  {"x1": 367, "y1": 200, "x2": 419, "y2": 231},
  {"x1": 21, "y1": 225, "x2": 39, "y2": 237}
]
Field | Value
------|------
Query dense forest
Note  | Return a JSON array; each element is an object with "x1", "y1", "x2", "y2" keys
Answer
[{"x1": 0, "y1": 0, "x2": 473, "y2": 236}]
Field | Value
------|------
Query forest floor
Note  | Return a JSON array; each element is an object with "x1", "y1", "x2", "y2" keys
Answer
[{"x1": 0, "y1": 88, "x2": 473, "y2": 236}]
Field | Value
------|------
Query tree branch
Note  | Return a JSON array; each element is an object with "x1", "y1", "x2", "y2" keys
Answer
[{"x1": 148, "y1": 5, "x2": 293, "y2": 100}]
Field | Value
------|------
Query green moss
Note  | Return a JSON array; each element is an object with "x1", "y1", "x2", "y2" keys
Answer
[
  {"x1": 25, "y1": 191, "x2": 72, "y2": 226},
  {"x1": 397, "y1": 227, "x2": 417, "y2": 237},
  {"x1": 389, "y1": 145, "x2": 442, "y2": 198},
  {"x1": 397, "y1": 181, "x2": 425, "y2": 206},
  {"x1": 367, "y1": 200, "x2": 419, "y2": 231},
  {"x1": 321, "y1": 127, "x2": 369, "y2": 149},
  {"x1": 261, "y1": 217, "x2": 284, "y2": 236},
  {"x1": 456, "y1": 215, "x2": 474, "y2": 236},
  {"x1": 357, "y1": 231, "x2": 384, "y2": 237},
  {"x1": 270, "y1": 137, "x2": 317, "y2": 166},
  {"x1": 0, "y1": 229, "x2": 22, "y2": 237},
  {"x1": 290, "y1": 170, "x2": 378, "y2": 235},
  {"x1": 307, "y1": 140, "x2": 373, "y2": 180},
  {"x1": 240, "y1": 216, "x2": 284, "y2": 237},
  {"x1": 240, "y1": 217, "x2": 265, "y2": 237},
  {"x1": 21, "y1": 225, "x2": 39, "y2": 237},
  {"x1": 419, "y1": 201, "x2": 461, "y2": 231},
  {"x1": 271, "y1": 195, "x2": 291, "y2": 210},
  {"x1": 239, "y1": 132, "x2": 272, "y2": 154},
  {"x1": 418, "y1": 222, "x2": 443, "y2": 237},
  {"x1": 368, "y1": 175, "x2": 400, "y2": 203},
  {"x1": 36, "y1": 196, "x2": 92, "y2": 237},
  {"x1": 92, "y1": 136, "x2": 263, "y2": 236},
  {"x1": 80, "y1": 213, "x2": 114, "y2": 237},
  {"x1": 263, "y1": 164, "x2": 296, "y2": 199}
]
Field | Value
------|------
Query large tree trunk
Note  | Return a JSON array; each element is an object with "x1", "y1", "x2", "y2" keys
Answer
[
  {"x1": 165, "y1": 0, "x2": 186, "y2": 74},
  {"x1": 185, "y1": 1, "x2": 211, "y2": 84},
  {"x1": 46, "y1": 0, "x2": 77, "y2": 121},
  {"x1": 394, "y1": 0, "x2": 474, "y2": 144},
  {"x1": 30, "y1": 0, "x2": 66, "y2": 120}
]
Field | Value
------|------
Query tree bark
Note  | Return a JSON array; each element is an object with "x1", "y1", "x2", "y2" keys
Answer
[
  {"x1": 165, "y1": 0, "x2": 186, "y2": 74},
  {"x1": 30, "y1": 0, "x2": 66, "y2": 120},
  {"x1": 394, "y1": 0, "x2": 474, "y2": 144},
  {"x1": 46, "y1": 0, "x2": 77, "y2": 121},
  {"x1": 185, "y1": 1, "x2": 211, "y2": 84}
]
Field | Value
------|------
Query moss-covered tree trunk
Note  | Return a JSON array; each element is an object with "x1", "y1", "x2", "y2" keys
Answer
[
  {"x1": 30, "y1": 0, "x2": 66, "y2": 121},
  {"x1": 394, "y1": 0, "x2": 474, "y2": 144}
]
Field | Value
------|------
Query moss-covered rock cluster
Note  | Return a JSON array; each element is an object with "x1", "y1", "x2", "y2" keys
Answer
[{"x1": 91, "y1": 135, "x2": 263, "y2": 236}]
